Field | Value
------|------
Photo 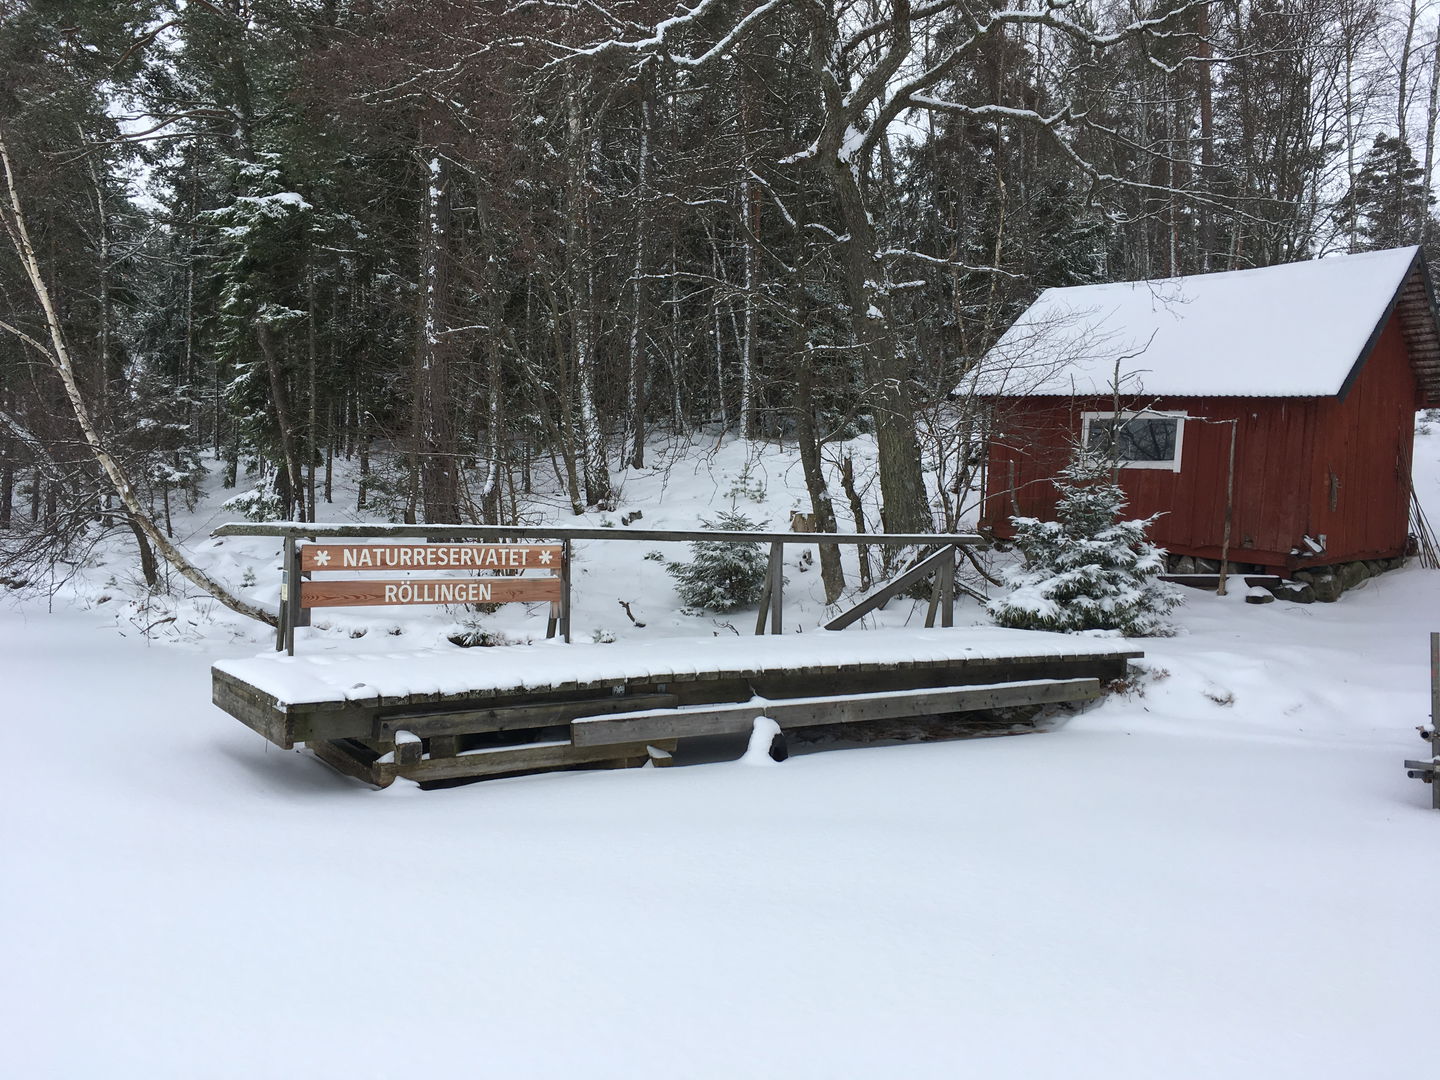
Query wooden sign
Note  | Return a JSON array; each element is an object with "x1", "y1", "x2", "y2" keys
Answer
[
  {"x1": 300, "y1": 543, "x2": 561, "y2": 573},
  {"x1": 302, "y1": 576, "x2": 561, "y2": 609}
]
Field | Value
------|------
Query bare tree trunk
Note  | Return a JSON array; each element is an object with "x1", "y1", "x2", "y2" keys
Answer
[
  {"x1": 415, "y1": 151, "x2": 461, "y2": 523},
  {"x1": 667, "y1": 234, "x2": 683, "y2": 431},
  {"x1": 1399, "y1": 0, "x2": 1419, "y2": 168},
  {"x1": 253, "y1": 321, "x2": 304, "y2": 519},
  {"x1": 0, "y1": 389, "x2": 12, "y2": 529},
  {"x1": 0, "y1": 130, "x2": 275, "y2": 625},
  {"x1": 125, "y1": 514, "x2": 158, "y2": 587},
  {"x1": 567, "y1": 85, "x2": 612, "y2": 510},
  {"x1": 709, "y1": 244, "x2": 729, "y2": 432},
  {"x1": 1423, "y1": 18, "x2": 1440, "y2": 248},
  {"x1": 840, "y1": 455, "x2": 873, "y2": 591},
  {"x1": 0, "y1": 453, "x2": 12, "y2": 529},
  {"x1": 738, "y1": 179, "x2": 757, "y2": 440},
  {"x1": 828, "y1": 158, "x2": 931, "y2": 534},
  {"x1": 306, "y1": 274, "x2": 318, "y2": 522},
  {"x1": 627, "y1": 85, "x2": 653, "y2": 469},
  {"x1": 1196, "y1": 4, "x2": 1215, "y2": 270},
  {"x1": 1344, "y1": 13, "x2": 1361, "y2": 252},
  {"x1": 357, "y1": 425, "x2": 370, "y2": 513},
  {"x1": 792, "y1": 336, "x2": 845, "y2": 605}
]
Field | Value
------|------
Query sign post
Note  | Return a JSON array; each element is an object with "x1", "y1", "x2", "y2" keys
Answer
[{"x1": 1405, "y1": 631, "x2": 1440, "y2": 808}]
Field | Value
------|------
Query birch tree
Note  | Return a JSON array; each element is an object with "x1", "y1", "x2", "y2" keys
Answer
[{"x1": 0, "y1": 129, "x2": 276, "y2": 625}]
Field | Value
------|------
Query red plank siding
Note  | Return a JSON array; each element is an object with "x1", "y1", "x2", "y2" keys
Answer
[
  {"x1": 1305, "y1": 316, "x2": 1419, "y2": 563},
  {"x1": 980, "y1": 310, "x2": 1421, "y2": 571}
]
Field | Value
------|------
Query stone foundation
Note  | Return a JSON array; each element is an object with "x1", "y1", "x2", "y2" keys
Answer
[{"x1": 1161, "y1": 554, "x2": 1406, "y2": 603}]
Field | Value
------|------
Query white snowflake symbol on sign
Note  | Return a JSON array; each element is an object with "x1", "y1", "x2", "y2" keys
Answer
[
  {"x1": 313, "y1": 550, "x2": 331, "y2": 566},
  {"x1": 538, "y1": 549, "x2": 553, "y2": 565}
]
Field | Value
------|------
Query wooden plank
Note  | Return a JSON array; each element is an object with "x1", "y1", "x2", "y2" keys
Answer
[
  {"x1": 826, "y1": 545, "x2": 956, "y2": 631},
  {"x1": 924, "y1": 566, "x2": 942, "y2": 629},
  {"x1": 1431, "y1": 632, "x2": 1439, "y2": 811},
  {"x1": 560, "y1": 539, "x2": 572, "y2": 644},
  {"x1": 284, "y1": 536, "x2": 299, "y2": 656},
  {"x1": 296, "y1": 552, "x2": 313, "y2": 630},
  {"x1": 395, "y1": 740, "x2": 658, "y2": 783},
  {"x1": 374, "y1": 693, "x2": 681, "y2": 739},
  {"x1": 301, "y1": 576, "x2": 560, "y2": 608},
  {"x1": 428, "y1": 734, "x2": 460, "y2": 758},
  {"x1": 769, "y1": 542, "x2": 783, "y2": 635},
  {"x1": 571, "y1": 677, "x2": 1101, "y2": 746},
  {"x1": 301, "y1": 543, "x2": 561, "y2": 572},
  {"x1": 754, "y1": 547, "x2": 775, "y2": 636},
  {"x1": 213, "y1": 669, "x2": 293, "y2": 748},
  {"x1": 1431, "y1": 631, "x2": 1438, "y2": 729},
  {"x1": 310, "y1": 738, "x2": 394, "y2": 788},
  {"x1": 219, "y1": 648, "x2": 1143, "y2": 723},
  {"x1": 940, "y1": 552, "x2": 955, "y2": 628}
]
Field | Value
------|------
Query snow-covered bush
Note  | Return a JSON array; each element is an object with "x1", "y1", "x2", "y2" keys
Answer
[
  {"x1": 667, "y1": 511, "x2": 768, "y2": 611},
  {"x1": 222, "y1": 485, "x2": 283, "y2": 522},
  {"x1": 989, "y1": 451, "x2": 1181, "y2": 636}
]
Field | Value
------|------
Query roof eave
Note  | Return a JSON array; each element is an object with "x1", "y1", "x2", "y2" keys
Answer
[{"x1": 1334, "y1": 248, "x2": 1421, "y2": 403}]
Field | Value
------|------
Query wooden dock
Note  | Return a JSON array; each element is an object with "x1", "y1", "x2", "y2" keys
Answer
[{"x1": 213, "y1": 628, "x2": 1142, "y2": 788}]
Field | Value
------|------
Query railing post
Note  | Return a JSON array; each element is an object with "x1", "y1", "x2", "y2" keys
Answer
[
  {"x1": 283, "y1": 536, "x2": 300, "y2": 656},
  {"x1": 275, "y1": 535, "x2": 291, "y2": 652},
  {"x1": 1431, "y1": 632, "x2": 1438, "y2": 730},
  {"x1": 754, "y1": 546, "x2": 775, "y2": 636},
  {"x1": 924, "y1": 547, "x2": 956, "y2": 629},
  {"x1": 560, "y1": 539, "x2": 572, "y2": 644},
  {"x1": 941, "y1": 546, "x2": 956, "y2": 628},
  {"x1": 769, "y1": 542, "x2": 783, "y2": 635},
  {"x1": 1431, "y1": 631, "x2": 1439, "y2": 810}
]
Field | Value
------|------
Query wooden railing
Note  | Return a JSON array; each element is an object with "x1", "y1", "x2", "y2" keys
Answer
[{"x1": 212, "y1": 522, "x2": 985, "y2": 650}]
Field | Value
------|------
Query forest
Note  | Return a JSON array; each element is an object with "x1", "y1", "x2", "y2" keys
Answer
[{"x1": 1, "y1": 0, "x2": 1437, "y2": 622}]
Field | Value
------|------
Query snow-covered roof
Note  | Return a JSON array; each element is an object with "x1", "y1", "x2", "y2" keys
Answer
[{"x1": 970, "y1": 246, "x2": 1440, "y2": 401}]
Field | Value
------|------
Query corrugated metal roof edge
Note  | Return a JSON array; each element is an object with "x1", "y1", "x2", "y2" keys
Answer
[{"x1": 1336, "y1": 248, "x2": 1430, "y2": 403}]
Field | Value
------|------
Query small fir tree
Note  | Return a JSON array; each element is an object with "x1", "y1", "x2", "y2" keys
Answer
[
  {"x1": 989, "y1": 451, "x2": 1181, "y2": 636},
  {"x1": 667, "y1": 512, "x2": 768, "y2": 611}
]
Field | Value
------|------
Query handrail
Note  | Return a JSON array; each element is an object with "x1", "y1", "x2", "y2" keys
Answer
[
  {"x1": 224, "y1": 522, "x2": 984, "y2": 651},
  {"x1": 212, "y1": 521, "x2": 983, "y2": 546}
]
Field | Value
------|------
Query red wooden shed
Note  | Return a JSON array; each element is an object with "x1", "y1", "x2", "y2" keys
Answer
[{"x1": 972, "y1": 247, "x2": 1440, "y2": 573}]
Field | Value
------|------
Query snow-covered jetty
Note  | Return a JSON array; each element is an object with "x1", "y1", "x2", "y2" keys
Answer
[{"x1": 214, "y1": 628, "x2": 1142, "y2": 788}]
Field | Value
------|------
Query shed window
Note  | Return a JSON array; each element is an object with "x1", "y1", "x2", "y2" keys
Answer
[{"x1": 1081, "y1": 412, "x2": 1185, "y2": 472}]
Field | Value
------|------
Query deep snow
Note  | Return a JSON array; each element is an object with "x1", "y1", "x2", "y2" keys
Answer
[{"x1": 3, "y1": 425, "x2": 1439, "y2": 1078}]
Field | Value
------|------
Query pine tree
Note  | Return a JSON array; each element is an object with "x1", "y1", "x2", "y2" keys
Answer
[
  {"x1": 667, "y1": 511, "x2": 768, "y2": 612},
  {"x1": 1338, "y1": 133, "x2": 1434, "y2": 251},
  {"x1": 989, "y1": 452, "x2": 1181, "y2": 636}
]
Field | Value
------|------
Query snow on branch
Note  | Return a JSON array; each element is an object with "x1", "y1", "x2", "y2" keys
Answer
[
  {"x1": 877, "y1": 249, "x2": 1023, "y2": 278},
  {"x1": 0, "y1": 406, "x2": 63, "y2": 478},
  {"x1": 550, "y1": 0, "x2": 788, "y2": 69},
  {"x1": 858, "y1": 1, "x2": 1212, "y2": 163}
]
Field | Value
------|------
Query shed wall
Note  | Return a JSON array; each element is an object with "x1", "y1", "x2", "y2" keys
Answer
[
  {"x1": 979, "y1": 312, "x2": 1421, "y2": 570},
  {"x1": 1304, "y1": 316, "x2": 1419, "y2": 562}
]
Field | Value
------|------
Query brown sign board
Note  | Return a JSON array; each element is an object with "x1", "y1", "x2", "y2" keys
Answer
[
  {"x1": 302, "y1": 577, "x2": 561, "y2": 609},
  {"x1": 300, "y1": 543, "x2": 562, "y2": 573}
]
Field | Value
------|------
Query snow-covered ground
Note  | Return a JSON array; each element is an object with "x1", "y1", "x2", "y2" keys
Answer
[{"x1": 3, "y1": 426, "x2": 1439, "y2": 1078}]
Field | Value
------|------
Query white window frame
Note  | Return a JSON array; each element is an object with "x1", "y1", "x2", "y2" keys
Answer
[{"x1": 1080, "y1": 410, "x2": 1187, "y2": 472}]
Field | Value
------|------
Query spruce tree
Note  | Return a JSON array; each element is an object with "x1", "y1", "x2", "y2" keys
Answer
[
  {"x1": 990, "y1": 451, "x2": 1181, "y2": 636},
  {"x1": 667, "y1": 512, "x2": 768, "y2": 612},
  {"x1": 1338, "y1": 134, "x2": 1434, "y2": 251}
]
